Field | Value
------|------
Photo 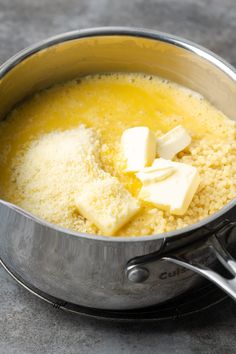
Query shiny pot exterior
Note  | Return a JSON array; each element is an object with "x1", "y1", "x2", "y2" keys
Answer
[{"x1": 0, "y1": 28, "x2": 236, "y2": 310}]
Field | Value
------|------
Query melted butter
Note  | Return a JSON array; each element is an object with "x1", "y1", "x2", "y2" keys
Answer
[{"x1": 0, "y1": 73, "x2": 233, "y2": 236}]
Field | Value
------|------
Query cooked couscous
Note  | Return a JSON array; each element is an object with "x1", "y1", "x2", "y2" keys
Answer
[{"x1": 0, "y1": 73, "x2": 235, "y2": 236}]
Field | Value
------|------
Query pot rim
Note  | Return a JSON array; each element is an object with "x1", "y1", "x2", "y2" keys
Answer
[{"x1": 0, "y1": 26, "x2": 235, "y2": 243}]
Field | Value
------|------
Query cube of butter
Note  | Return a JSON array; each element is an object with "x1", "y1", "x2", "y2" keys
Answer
[
  {"x1": 121, "y1": 126, "x2": 156, "y2": 172},
  {"x1": 75, "y1": 177, "x2": 140, "y2": 236},
  {"x1": 138, "y1": 158, "x2": 200, "y2": 215},
  {"x1": 136, "y1": 166, "x2": 176, "y2": 185},
  {"x1": 156, "y1": 125, "x2": 191, "y2": 160}
]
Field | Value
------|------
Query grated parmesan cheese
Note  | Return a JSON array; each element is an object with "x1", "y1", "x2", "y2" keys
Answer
[{"x1": 11, "y1": 125, "x2": 139, "y2": 235}]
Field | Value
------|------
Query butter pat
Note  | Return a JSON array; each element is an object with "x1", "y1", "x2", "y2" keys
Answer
[
  {"x1": 136, "y1": 166, "x2": 176, "y2": 185},
  {"x1": 138, "y1": 158, "x2": 200, "y2": 215},
  {"x1": 121, "y1": 126, "x2": 156, "y2": 171},
  {"x1": 75, "y1": 177, "x2": 140, "y2": 236},
  {"x1": 156, "y1": 125, "x2": 191, "y2": 160}
]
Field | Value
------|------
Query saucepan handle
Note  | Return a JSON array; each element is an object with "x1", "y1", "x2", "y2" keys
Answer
[
  {"x1": 126, "y1": 221, "x2": 236, "y2": 301},
  {"x1": 162, "y1": 232, "x2": 236, "y2": 301}
]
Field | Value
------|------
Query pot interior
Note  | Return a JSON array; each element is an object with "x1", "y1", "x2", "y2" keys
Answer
[{"x1": 0, "y1": 30, "x2": 236, "y2": 122}]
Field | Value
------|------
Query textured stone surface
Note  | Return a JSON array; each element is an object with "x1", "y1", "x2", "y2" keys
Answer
[
  {"x1": 1, "y1": 266, "x2": 236, "y2": 354},
  {"x1": 0, "y1": 0, "x2": 236, "y2": 353}
]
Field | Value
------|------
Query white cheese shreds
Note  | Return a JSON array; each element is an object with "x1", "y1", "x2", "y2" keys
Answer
[
  {"x1": 121, "y1": 126, "x2": 156, "y2": 171},
  {"x1": 156, "y1": 125, "x2": 191, "y2": 160},
  {"x1": 138, "y1": 158, "x2": 200, "y2": 215},
  {"x1": 12, "y1": 125, "x2": 139, "y2": 235}
]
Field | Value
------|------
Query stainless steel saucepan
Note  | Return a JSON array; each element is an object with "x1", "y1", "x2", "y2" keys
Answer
[{"x1": 0, "y1": 27, "x2": 236, "y2": 310}]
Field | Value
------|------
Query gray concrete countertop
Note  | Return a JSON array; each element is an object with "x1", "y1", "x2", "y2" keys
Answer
[{"x1": 0, "y1": 0, "x2": 236, "y2": 353}]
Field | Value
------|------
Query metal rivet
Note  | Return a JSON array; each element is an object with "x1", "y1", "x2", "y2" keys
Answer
[{"x1": 127, "y1": 266, "x2": 149, "y2": 283}]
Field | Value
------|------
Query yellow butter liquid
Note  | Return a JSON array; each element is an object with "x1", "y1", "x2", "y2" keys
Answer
[{"x1": 0, "y1": 73, "x2": 235, "y2": 236}]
